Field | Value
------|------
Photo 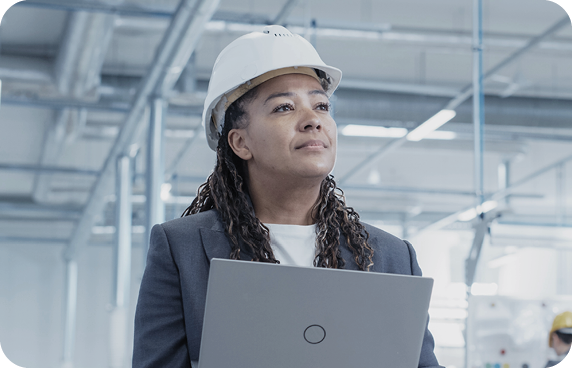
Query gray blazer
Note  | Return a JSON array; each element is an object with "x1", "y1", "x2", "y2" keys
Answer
[{"x1": 133, "y1": 209, "x2": 443, "y2": 368}]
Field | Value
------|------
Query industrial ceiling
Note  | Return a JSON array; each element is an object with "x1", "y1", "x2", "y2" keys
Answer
[{"x1": 0, "y1": 0, "x2": 571, "y2": 250}]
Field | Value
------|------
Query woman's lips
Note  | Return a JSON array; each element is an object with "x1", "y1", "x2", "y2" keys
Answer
[{"x1": 297, "y1": 139, "x2": 326, "y2": 149}]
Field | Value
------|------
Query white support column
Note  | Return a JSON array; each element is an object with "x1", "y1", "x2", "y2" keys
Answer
[
  {"x1": 61, "y1": 258, "x2": 78, "y2": 368},
  {"x1": 466, "y1": 0, "x2": 484, "y2": 367},
  {"x1": 144, "y1": 97, "x2": 165, "y2": 265},
  {"x1": 109, "y1": 155, "x2": 132, "y2": 368}
]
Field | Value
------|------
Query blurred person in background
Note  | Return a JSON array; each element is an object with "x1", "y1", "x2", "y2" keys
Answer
[
  {"x1": 545, "y1": 311, "x2": 572, "y2": 368},
  {"x1": 132, "y1": 25, "x2": 442, "y2": 368}
]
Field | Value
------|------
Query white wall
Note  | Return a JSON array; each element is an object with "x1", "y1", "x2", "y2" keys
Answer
[{"x1": 0, "y1": 243, "x2": 144, "y2": 368}]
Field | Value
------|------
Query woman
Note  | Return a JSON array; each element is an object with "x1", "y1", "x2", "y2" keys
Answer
[{"x1": 133, "y1": 25, "x2": 442, "y2": 368}]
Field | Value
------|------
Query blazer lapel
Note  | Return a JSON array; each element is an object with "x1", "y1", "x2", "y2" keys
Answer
[
  {"x1": 199, "y1": 220, "x2": 231, "y2": 261},
  {"x1": 199, "y1": 218, "x2": 254, "y2": 262}
]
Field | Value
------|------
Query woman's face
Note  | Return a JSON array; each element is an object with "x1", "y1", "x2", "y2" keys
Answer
[{"x1": 228, "y1": 73, "x2": 337, "y2": 185}]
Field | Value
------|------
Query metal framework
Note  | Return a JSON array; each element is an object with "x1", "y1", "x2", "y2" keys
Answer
[
  {"x1": 57, "y1": 0, "x2": 221, "y2": 365},
  {"x1": 338, "y1": 16, "x2": 570, "y2": 185},
  {"x1": 418, "y1": 153, "x2": 572, "y2": 234}
]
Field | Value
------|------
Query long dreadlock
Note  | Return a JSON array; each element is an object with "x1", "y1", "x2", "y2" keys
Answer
[{"x1": 182, "y1": 86, "x2": 374, "y2": 271}]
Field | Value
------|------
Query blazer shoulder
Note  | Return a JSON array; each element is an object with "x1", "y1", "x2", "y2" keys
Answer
[
  {"x1": 362, "y1": 222, "x2": 407, "y2": 249},
  {"x1": 161, "y1": 209, "x2": 222, "y2": 233},
  {"x1": 362, "y1": 222, "x2": 414, "y2": 274},
  {"x1": 155, "y1": 209, "x2": 223, "y2": 251}
]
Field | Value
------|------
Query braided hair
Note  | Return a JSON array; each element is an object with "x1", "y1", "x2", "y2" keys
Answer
[{"x1": 182, "y1": 86, "x2": 374, "y2": 271}]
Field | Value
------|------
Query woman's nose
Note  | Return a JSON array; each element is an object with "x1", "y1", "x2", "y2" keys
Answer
[{"x1": 299, "y1": 107, "x2": 322, "y2": 131}]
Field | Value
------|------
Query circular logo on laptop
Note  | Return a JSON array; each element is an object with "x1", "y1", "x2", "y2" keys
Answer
[{"x1": 304, "y1": 324, "x2": 326, "y2": 344}]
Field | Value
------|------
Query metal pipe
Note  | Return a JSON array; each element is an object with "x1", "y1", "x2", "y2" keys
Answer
[
  {"x1": 0, "y1": 95, "x2": 202, "y2": 116},
  {"x1": 0, "y1": 163, "x2": 99, "y2": 176},
  {"x1": 0, "y1": 236, "x2": 68, "y2": 244},
  {"x1": 109, "y1": 155, "x2": 132, "y2": 368},
  {"x1": 340, "y1": 79, "x2": 458, "y2": 97},
  {"x1": 1, "y1": 95, "x2": 132, "y2": 112},
  {"x1": 144, "y1": 97, "x2": 165, "y2": 263},
  {"x1": 61, "y1": 258, "x2": 78, "y2": 368},
  {"x1": 472, "y1": 0, "x2": 484, "y2": 210},
  {"x1": 113, "y1": 156, "x2": 132, "y2": 308},
  {"x1": 466, "y1": 1, "x2": 484, "y2": 365}
]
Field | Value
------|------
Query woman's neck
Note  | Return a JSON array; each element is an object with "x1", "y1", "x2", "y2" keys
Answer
[{"x1": 248, "y1": 176, "x2": 322, "y2": 225}]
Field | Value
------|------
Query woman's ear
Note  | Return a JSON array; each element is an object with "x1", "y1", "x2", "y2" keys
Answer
[{"x1": 228, "y1": 128, "x2": 252, "y2": 160}]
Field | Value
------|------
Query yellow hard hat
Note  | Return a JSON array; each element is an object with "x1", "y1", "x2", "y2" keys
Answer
[{"x1": 549, "y1": 311, "x2": 572, "y2": 347}]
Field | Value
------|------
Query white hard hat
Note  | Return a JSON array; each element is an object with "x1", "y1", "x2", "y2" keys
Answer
[{"x1": 202, "y1": 25, "x2": 342, "y2": 151}]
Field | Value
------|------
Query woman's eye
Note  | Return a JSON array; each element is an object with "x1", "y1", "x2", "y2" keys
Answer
[
  {"x1": 273, "y1": 103, "x2": 294, "y2": 112},
  {"x1": 316, "y1": 102, "x2": 331, "y2": 111}
]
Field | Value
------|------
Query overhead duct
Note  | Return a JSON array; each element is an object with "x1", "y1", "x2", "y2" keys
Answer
[{"x1": 334, "y1": 89, "x2": 572, "y2": 130}]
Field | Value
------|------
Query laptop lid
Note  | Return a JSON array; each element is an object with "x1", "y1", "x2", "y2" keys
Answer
[{"x1": 198, "y1": 258, "x2": 433, "y2": 368}]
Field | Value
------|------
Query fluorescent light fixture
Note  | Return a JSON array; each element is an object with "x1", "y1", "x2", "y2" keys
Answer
[
  {"x1": 457, "y1": 200, "x2": 498, "y2": 221},
  {"x1": 407, "y1": 109, "x2": 456, "y2": 141},
  {"x1": 424, "y1": 130, "x2": 457, "y2": 140},
  {"x1": 340, "y1": 124, "x2": 407, "y2": 138}
]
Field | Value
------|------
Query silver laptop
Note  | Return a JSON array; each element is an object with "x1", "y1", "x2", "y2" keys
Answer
[{"x1": 198, "y1": 258, "x2": 433, "y2": 368}]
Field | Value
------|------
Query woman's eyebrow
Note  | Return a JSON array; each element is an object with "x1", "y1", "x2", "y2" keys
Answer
[
  {"x1": 264, "y1": 89, "x2": 327, "y2": 105},
  {"x1": 264, "y1": 92, "x2": 294, "y2": 105},
  {"x1": 309, "y1": 89, "x2": 327, "y2": 97}
]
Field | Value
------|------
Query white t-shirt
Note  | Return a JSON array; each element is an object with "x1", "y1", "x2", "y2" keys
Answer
[{"x1": 265, "y1": 223, "x2": 317, "y2": 267}]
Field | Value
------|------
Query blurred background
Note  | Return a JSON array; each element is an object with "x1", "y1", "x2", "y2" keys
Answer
[{"x1": 0, "y1": 0, "x2": 571, "y2": 367}]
